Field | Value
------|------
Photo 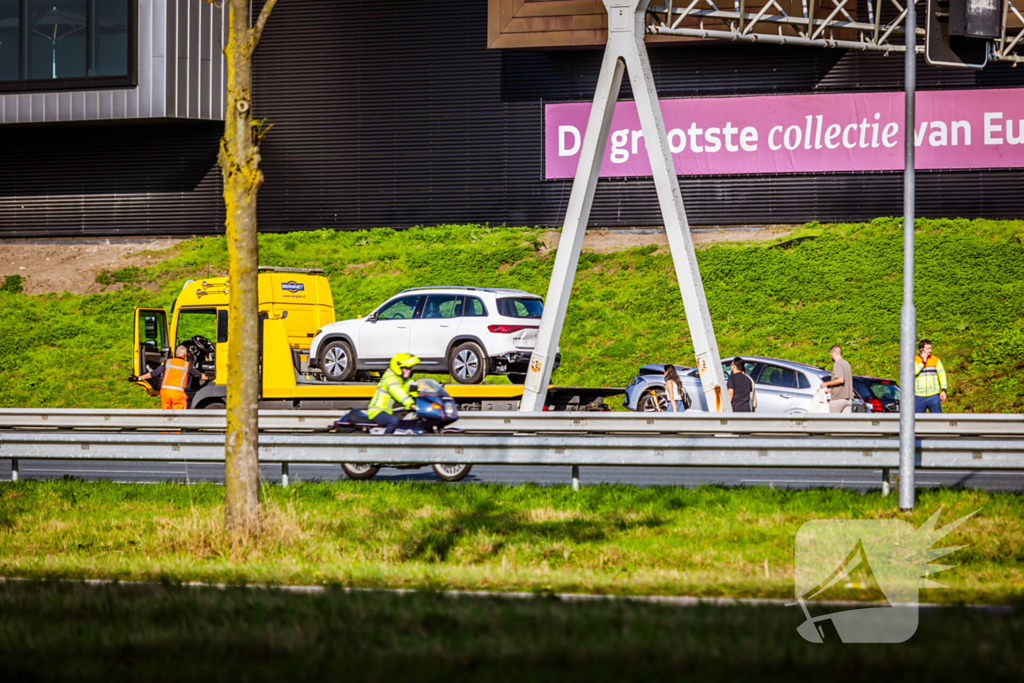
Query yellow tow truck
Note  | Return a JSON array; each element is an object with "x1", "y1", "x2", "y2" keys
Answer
[{"x1": 132, "y1": 266, "x2": 620, "y2": 411}]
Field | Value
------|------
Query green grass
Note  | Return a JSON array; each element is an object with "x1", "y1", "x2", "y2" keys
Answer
[
  {"x1": 1, "y1": 218, "x2": 1022, "y2": 411},
  {"x1": 2, "y1": 480, "x2": 1021, "y2": 603},
  {"x1": 1, "y1": 580, "x2": 1021, "y2": 682}
]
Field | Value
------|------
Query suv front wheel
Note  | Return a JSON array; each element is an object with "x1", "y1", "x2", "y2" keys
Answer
[
  {"x1": 321, "y1": 340, "x2": 356, "y2": 381},
  {"x1": 449, "y1": 341, "x2": 486, "y2": 384}
]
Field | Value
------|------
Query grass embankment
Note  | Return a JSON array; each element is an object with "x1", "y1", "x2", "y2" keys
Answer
[
  {"x1": 2, "y1": 480, "x2": 1021, "y2": 603},
  {"x1": 2, "y1": 218, "x2": 1023, "y2": 411},
  {"x1": 2, "y1": 581, "x2": 1022, "y2": 683}
]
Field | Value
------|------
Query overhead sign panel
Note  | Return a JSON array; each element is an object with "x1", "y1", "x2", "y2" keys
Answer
[{"x1": 545, "y1": 88, "x2": 1024, "y2": 178}]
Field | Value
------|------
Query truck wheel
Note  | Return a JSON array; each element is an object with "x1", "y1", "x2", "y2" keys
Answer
[
  {"x1": 507, "y1": 373, "x2": 527, "y2": 385},
  {"x1": 449, "y1": 342, "x2": 486, "y2": 384},
  {"x1": 202, "y1": 400, "x2": 226, "y2": 410},
  {"x1": 321, "y1": 340, "x2": 356, "y2": 381},
  {"x1": 341, "y1": 463, "x2": 380, "y2": 480},
  {"x1": 432, "y1": 464, "x2": 472, "y2": 482}
]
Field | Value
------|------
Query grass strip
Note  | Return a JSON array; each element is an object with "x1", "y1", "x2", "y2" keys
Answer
[
  {"x1": 0, "y1": 580, "x2": 1021, "y2": 682},
  {"x1": 2, "y1": 480, "x2": 1021, "y2": 603},
  {"x1": 2, "y1": 218, "x2": 1023, "y2": 412}
]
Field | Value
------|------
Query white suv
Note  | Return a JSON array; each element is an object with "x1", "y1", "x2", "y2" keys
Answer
[{"x1": 308, "y1": 287, "x2": 559, "y2": 384}]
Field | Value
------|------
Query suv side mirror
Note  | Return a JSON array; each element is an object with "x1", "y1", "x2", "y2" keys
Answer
[{"x1": 367, "y1": 312, "x2": 378, "y2": 322}]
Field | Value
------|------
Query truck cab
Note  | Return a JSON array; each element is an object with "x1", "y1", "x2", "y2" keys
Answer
[{"x1": 132, "y1": 267, "x2": 335, "y2": 405}]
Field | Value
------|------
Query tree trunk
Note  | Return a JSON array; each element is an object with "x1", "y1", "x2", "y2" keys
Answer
[{"x1": 216, "y1": 0, "x2": 278, "y2": 534}]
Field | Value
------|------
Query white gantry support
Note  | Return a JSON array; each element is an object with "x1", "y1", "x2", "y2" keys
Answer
[{"x1": 520, "y1": 0, "x2": 730, "y2": 413}]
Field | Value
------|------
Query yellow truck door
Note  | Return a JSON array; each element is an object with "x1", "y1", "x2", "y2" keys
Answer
[{"x1": 133, "y1": 307, "x2": 168, "y2": 396}]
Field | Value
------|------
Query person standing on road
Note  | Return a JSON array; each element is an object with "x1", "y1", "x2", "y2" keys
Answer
[
  {"x1": 132, "y1": 346, "x2": 208, "y2": 410},
  {"x1": 664, "y1": 365, "x2": 687, "y2": 413},
  {"x1": 727, "y1": 357, "x2": 755, "y2": 412},
  {"x1": 367, "y1": 353, "x2": 420, "y2": 434},
  {"x1": 915, "y1": 339, "x2": 948, "y2": 413},
  {"x1": 820, "y1": 344, "x2": 853, "y2": 413}
]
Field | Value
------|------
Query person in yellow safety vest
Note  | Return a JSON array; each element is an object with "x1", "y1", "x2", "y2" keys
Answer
[
  {"x1": 914, "y1": 339, "x2": 948, "y2": 414},
  {"x1": 367, "y1": 353, "x2": 421, "y2": 433},
  {"x1": 133, "y1": 346, "x2": 209, "y2": 410}
]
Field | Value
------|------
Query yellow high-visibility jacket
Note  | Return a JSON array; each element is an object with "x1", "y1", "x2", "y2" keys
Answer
[
  {"x1": 367, "y1": 369, "x2": 415, "y2": 419},
  {"x1": 914, "y1": 354, "x2": 947, "y2": 397}
]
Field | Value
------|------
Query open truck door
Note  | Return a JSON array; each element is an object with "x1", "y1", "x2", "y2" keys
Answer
[{"x1": 134, "y1": 307, "x2": 169, "y2": 396}]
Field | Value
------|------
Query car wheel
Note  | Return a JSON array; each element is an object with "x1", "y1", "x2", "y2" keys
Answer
[
  {"x1": 449, "y1": 342, "x2": 486, "y2": 384},
  {"x1": 638, "y1": 388, "x2": 668, "y2": 412},
  {"x1": 341, "y1": 463, "x2": 380, "y2": 480},
  {"x1": 321, "y1": 340, "x2": 356, "y2": 381},
  {"x1": 432, "y1": 463, "x2": 472, "y2": 482},
  {"x1": 507, "y1": 373, "x2": 527, "y2": 385}
]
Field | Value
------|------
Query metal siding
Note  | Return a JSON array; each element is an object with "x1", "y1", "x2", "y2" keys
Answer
[{"x1": 0, "y1": 121, "x2": 225, "y2": 237}]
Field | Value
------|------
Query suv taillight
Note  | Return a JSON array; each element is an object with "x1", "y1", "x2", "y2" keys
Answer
[
  {"x1": 866, "y1": 398, "x2": 884, "y2": 413},
  {"x1": 487, "y1": 324, "x2": 537, "y2": 334}
]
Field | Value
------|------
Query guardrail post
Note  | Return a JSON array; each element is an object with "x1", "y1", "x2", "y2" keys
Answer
[
  {"x1": 10, "y1": 458, "x2": 18, "y2": 482},
  {"x1": 571, "y1": 465, "x2": 581, "y2": 491},
  {"x1": 881, "y1": 467, "x2": 891, "y2": 497},
  {"x1": 281, "y1": 462, "x2": 290, "y2": 488}
]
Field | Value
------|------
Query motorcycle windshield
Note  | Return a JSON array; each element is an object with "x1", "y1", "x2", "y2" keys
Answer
[{"x1": 412, "y1": 379, "x2": 445, "y2": 396}]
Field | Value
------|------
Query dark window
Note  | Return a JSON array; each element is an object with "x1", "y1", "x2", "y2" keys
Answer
[
  {"x1": 758, "y1": 365, "x2": 798, "y2": 389},
  {"x1": 867, "y1": 381, "x2": 900, "y2": 400},
  {"x1": 217, "y1": 310, "x2": 228, "y2": 344},
  {"x1": 0, "y1": 0, "x2": 19, "y2": 81},
  {"x1": 722, "y1": 359, "x2": 758, "y2": 378},
  {"x1": 797, "y1": 372, "x2": 811, "y2": 389},
  {"x1": 1, "y1": 0, "x2": 131, "y2": 90},
  {"x1": 175, "y1": 308, "x2": 218, "y2": 348},
  {"x1": 497, "y1": 297, "x2": 543, "y2": 318},
  {"x1": 421, "y1": 294, "x2": 460, "y2": 319},
  {"x1": 463, "y1": 296, "x2": 487, "y2": 317},
  {"x1": 376, "y1": 295, "x2": 421, "y2": 320}
]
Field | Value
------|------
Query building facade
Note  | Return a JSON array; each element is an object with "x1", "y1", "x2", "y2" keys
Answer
[{"x1": 1, "y1": 0, "x2": 1022, "y2": 238}]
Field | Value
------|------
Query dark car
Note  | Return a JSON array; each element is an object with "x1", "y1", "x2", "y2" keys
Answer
[{"x1": 853, "y1": 376, "x2": 900, "y2": 413}]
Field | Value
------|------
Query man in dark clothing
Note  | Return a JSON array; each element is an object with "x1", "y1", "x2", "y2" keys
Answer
[{"x1": 727, "y1": 357, "x2": 754, "y2": 412}]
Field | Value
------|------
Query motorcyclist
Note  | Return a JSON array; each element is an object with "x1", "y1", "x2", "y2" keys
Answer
[{"x1": 366, "y1": 353, "x2": 420, "y2": 434}]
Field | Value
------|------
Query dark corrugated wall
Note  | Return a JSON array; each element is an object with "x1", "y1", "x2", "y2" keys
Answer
[{"x1": 1, "y1": 0, "x2": 1023, "y2": 238}]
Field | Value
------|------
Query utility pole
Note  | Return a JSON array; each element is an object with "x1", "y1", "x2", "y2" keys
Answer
[{"x1": 899, "y1": 0, "x2": 917, "y2": 511}]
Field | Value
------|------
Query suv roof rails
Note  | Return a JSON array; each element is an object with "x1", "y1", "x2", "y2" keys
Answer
[
  {"x1": 258, "y1": 266, "x2": 325, "y2": 275},
  {"x1": 399, "y1": 286, "x2": 496, "y2": 294}
]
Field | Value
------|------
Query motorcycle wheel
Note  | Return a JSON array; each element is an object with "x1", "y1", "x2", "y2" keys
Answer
[
  {"x1": 341, "y1": 463, "x2": 380, "y2": 480},
  {"x1": 432, "y1": 463, "x2": 472, "y2": 482}
]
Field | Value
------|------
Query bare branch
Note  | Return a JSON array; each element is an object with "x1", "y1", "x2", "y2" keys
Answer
[
  {"x1": 199, "y1": 0, "x2": 223, "y2": 9},
  {"x1": 252, "y1": 0, "x2": 280, "y2": 48}
]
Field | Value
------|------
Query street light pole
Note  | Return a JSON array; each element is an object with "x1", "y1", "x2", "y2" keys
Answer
[{"x1": 899, "y1": 0, "x2": 917, "y2": 511}]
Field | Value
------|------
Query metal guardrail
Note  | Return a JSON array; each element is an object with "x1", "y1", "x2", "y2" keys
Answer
[
  {"x1": 1, "y1": 409, "x2": 1022, "y2": 437},
  {"x1": 3, "y1": 431, "x2": 1022, "y2": 469},
  {"x1": 1, "y1": 410, "x2": 1022, "y2": 495}
]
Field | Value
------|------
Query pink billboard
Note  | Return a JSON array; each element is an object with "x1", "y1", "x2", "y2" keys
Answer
[{"x1": 544, "y1": 88, "x2": 1024, "y2": 179}]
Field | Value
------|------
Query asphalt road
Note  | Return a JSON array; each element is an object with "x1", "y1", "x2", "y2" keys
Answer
[{"x1": 1, "y1": 459, "x2": 1021, "y2": 492}]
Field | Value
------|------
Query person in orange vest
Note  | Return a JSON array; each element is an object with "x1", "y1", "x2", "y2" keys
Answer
[{"x1": 133, "y1": 346, "x2": 209, "y2": 410}]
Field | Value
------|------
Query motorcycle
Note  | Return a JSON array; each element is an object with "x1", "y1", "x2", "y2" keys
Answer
[{"x1": 328, "y1": 379, "x2": 472, "y2": 482}]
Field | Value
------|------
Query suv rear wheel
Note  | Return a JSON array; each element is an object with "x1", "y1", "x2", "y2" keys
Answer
[
  {"x1": 449, "y1": 341, "x2": 486, "y2": 384},
  {"x1": 321, "y1": 340, "x2": 356, "y2": 381},
  {"x1": 638, "y1": 388, "x2": 668, "y2": 412}
]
